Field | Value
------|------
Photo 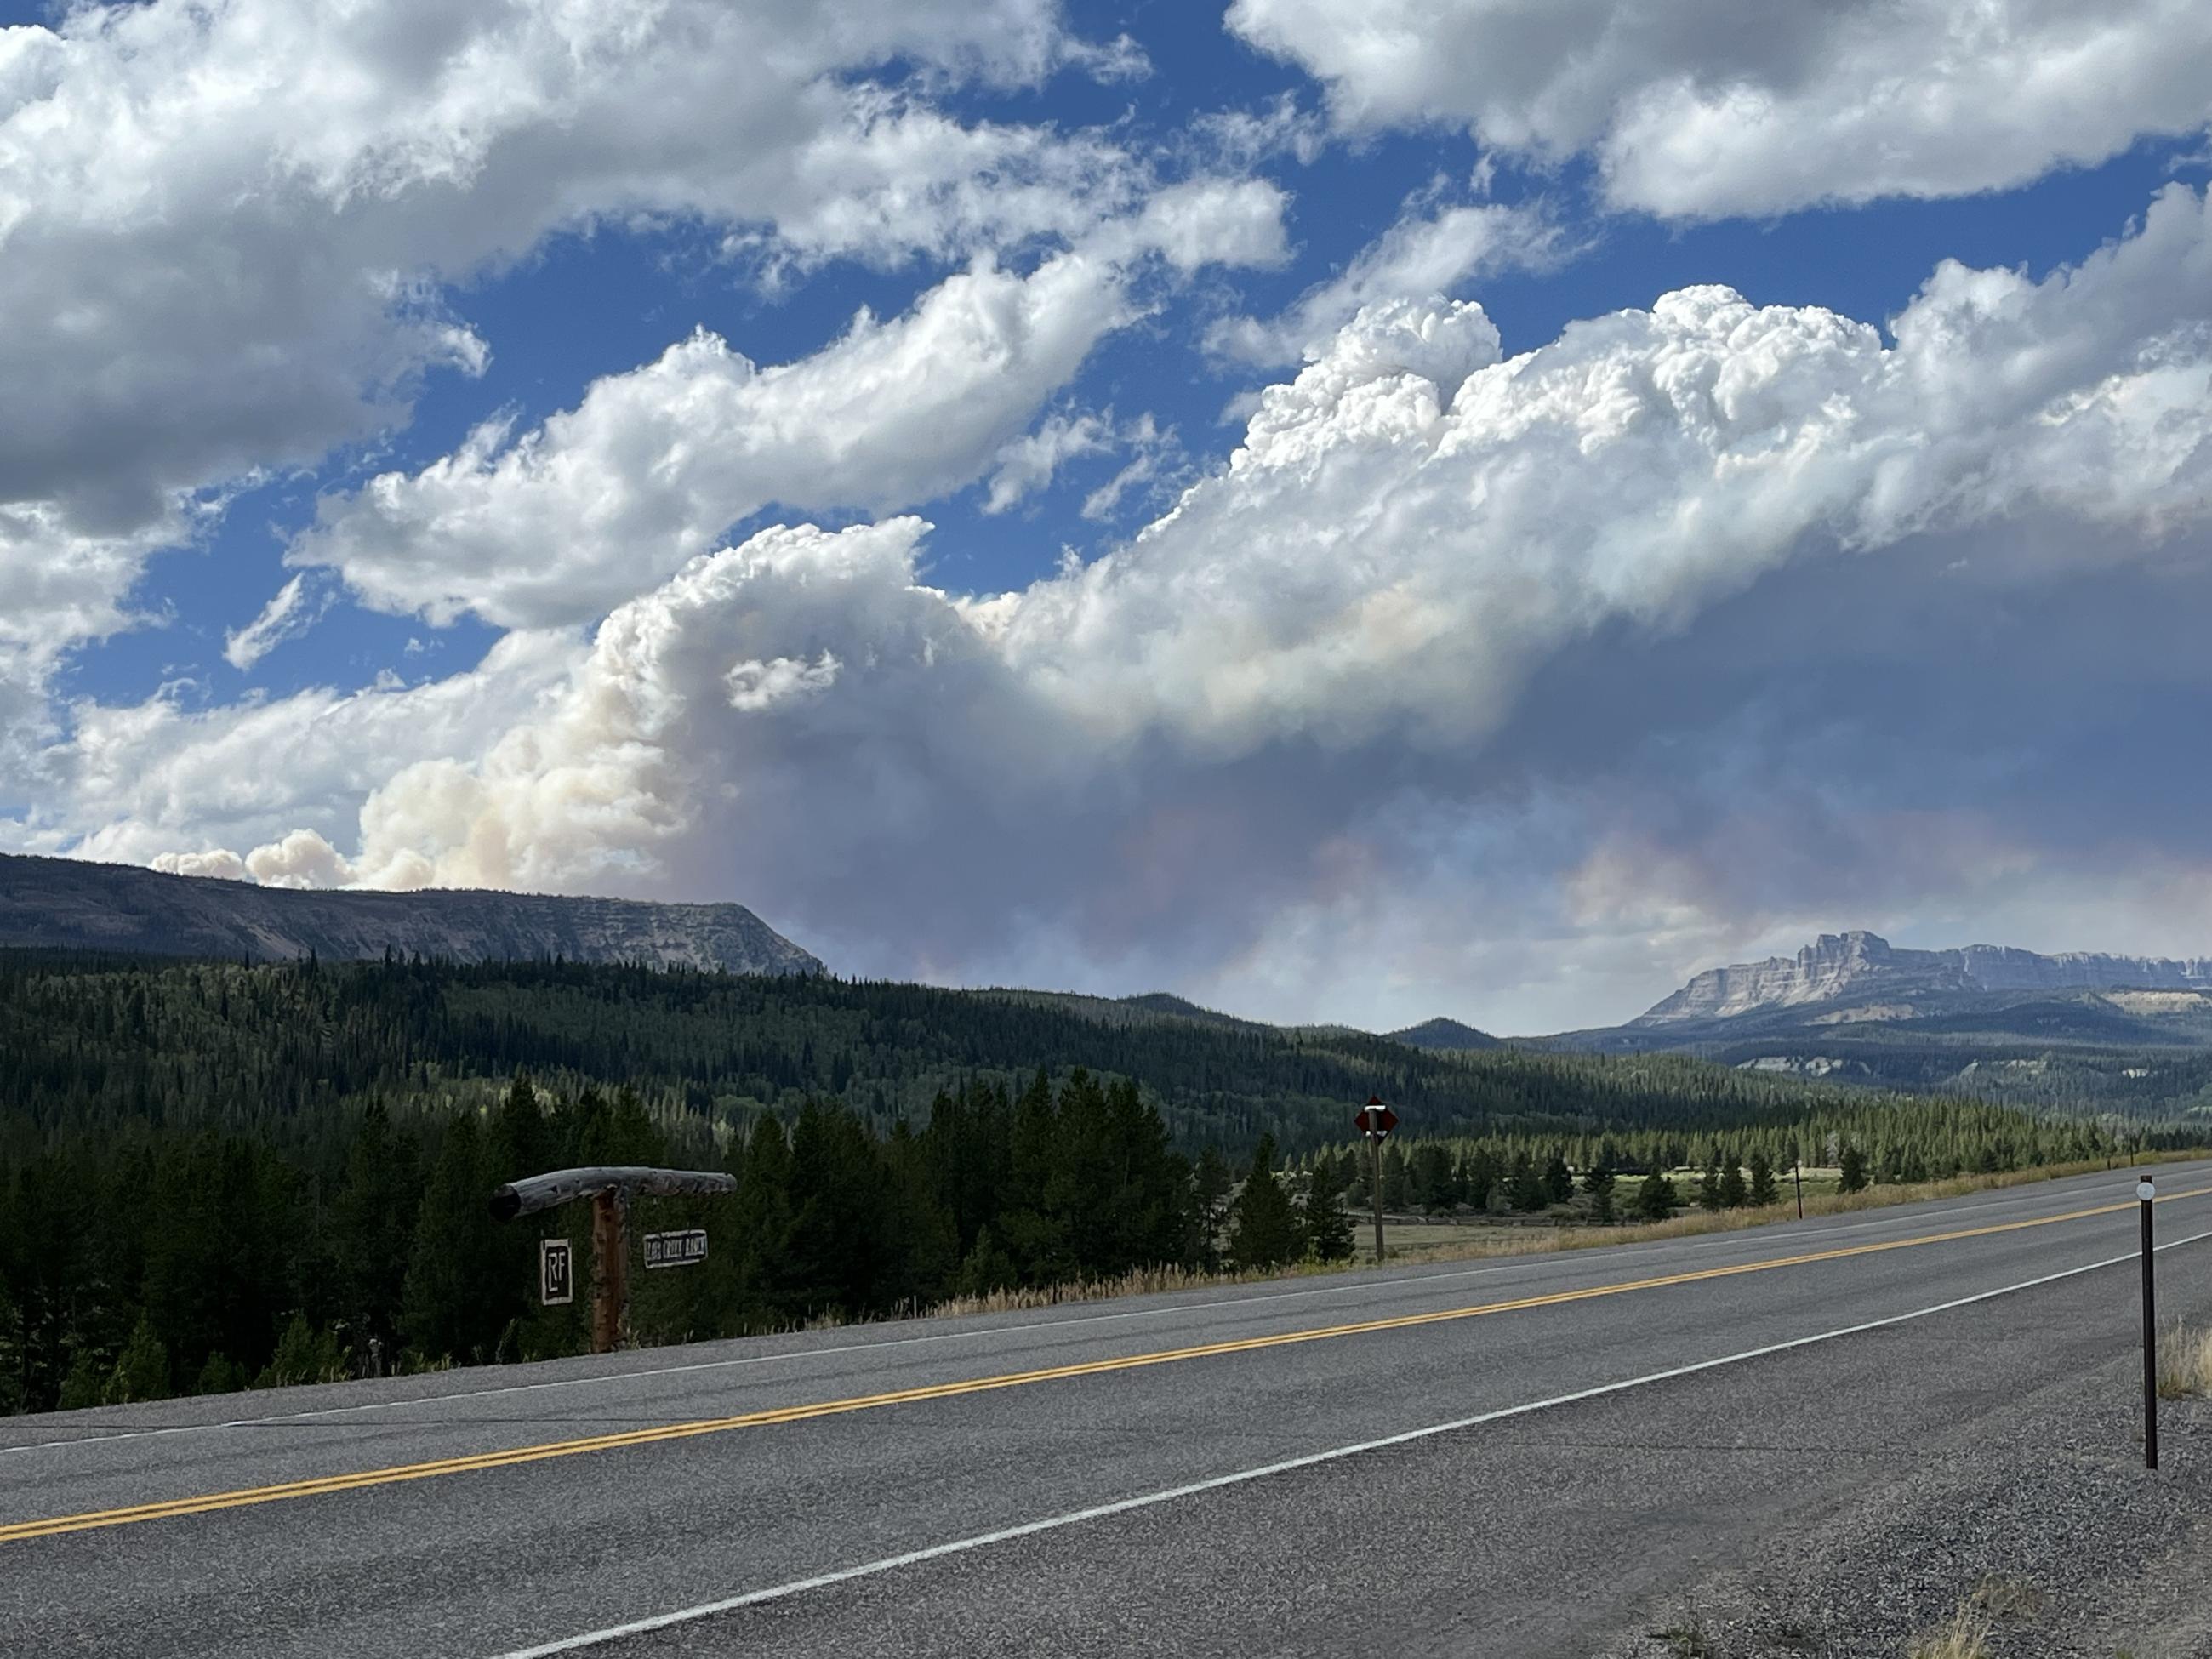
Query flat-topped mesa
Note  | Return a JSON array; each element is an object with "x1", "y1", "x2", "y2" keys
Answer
[
  {"x1": 1635, "y1": 930, "x2": 2212, "y2": 1025},
  {"x1": 0, "y1": 852, "x2": 825, "y2": 975}
]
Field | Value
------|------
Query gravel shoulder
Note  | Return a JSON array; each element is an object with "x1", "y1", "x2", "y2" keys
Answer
[{"x1": 1605, "y1": 1325, "x2": 2212, "y2": 1658}]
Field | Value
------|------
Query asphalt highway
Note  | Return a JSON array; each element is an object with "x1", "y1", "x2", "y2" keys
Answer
[{"x1": 5, "y1": 1160, "x2": 2211, "y2": 1658}]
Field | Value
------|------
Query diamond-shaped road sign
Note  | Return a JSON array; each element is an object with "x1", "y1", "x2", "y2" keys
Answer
[{"x1": 1354, "y1": 1096, "x2": 1398, "y2": 1137}]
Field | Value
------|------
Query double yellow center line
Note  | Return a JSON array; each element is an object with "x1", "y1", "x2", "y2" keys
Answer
[{"x1": 5, "y1": 1184, "x2": 2201, "y2": 1545}]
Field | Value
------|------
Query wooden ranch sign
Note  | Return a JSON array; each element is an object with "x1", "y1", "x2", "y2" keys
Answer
[{"x1": 643, "y1": 1229, "x2": 709, "y2": 1270}]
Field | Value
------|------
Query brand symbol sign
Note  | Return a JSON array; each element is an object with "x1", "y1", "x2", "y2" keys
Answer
[{"x1": 540, "y1": 1238, "x2": 574, "y2": 1306}]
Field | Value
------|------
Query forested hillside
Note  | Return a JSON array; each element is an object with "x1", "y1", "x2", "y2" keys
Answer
[
  {"x1": 0, "y1": 950, "x2": 2158, "y2": 1415},
  {"x1": 0, "y1": 949, "x2": 1982, "y2": 1157}
]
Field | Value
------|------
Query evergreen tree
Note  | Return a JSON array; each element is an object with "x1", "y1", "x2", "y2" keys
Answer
[
  {"x1": 1582, "y1": 1160, "x2": 1617, "y2": 1223},
  {"x1": 731, "y1": 1115, "x2": 796, "y2": 1328},
  {"x1": 1228, "y1": 1136, "x2": 1300, "y2": 1270},
  {"x1": 1634, "y1": 1168, "x2": 1679, "y2": 1221},
  {"x1": 1410, "y1": 1143, "x2": 1457, "y2": 1214},
  {"x1": 400, "y1": 1114, "x2": 503, "y2": 1365},
  {"x1": 1696, "y1": 1151, "x2": 1725, "y2": 1212},
  {"x1": 998, "y1": 1070, "x2": 1070, "y2": 1283},
  {"x1": 872, "y1": 1122, "x2": 959, "y2": 1311},
  {"x1": 954, "y1": 1225, "x2": 1019, "y2": 1297},
  {"x1": 1189, "y1": 1145, "x2": 1234, "y2": 1272},
  {"x1": 487, "y1": 1071, "x2": 555, "y2": 1183},
  {"x1": 191, "y1": 1352, "x2": 246, "y2": 1395},
  {"x1": 1507, "y1": 1154, "x2": 1548, "y2": 1212},
  {"x1": 0, "y1": 1275, "x2": 18, "y2": 1417},
  {"x1": 1096, "y1": 1077, "x2": 1192, "y2": 1274},
  {"x1": 1747, "y1": 1151, "x2": 1778, "y2": 1207},
  {"x1": 256, "y1": 1314, "x2": 343, "y2": 1388},
  {"x1": 57, "y1": 1347, "x2": 104, "y2": 1411},
  {"x1": 1459, "y1": 1148, "x2": 1502, "y2": 1212},
  {"x1": 784, "y1": 1101, "x2": 889, "y2": 1316},
  {"x1": 1542, "y1": 1154, "x2": 1575, "y2": 1207},
  {"x1": 105, "y1": 1314, "x2": 169, "y2": 1405},
  {"x1": 1838, "y1": 1144, "x2": 1870, "y2": 1193},
  {"x1": 1379, "y1": 1142, "x2": 1410, "y2": 1211},
  {"x1": 142, "y1": 1135, "x2": 299, "y2": 1384},
  {"x1": 330, "y1": 1102, "x2": 422, "y2": 1356},
  {"x1": 1717, "y1": 1160, "x2": 1748, "y2": 1210},
  {"x1": 1302, "y1": 1154, "x2": 1354, "y2": 1262},
  {"x1": 1343, "y1": 1147, "x2": 1370, "y2": 1211}
]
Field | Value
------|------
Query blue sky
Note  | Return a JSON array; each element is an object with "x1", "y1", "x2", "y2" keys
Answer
[{"x1": 5, "y1": 0, "x2": 2212, "y2": 1029}]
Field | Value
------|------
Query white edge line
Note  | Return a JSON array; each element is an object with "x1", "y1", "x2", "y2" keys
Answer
[
  {"x1": 15, "y1": 1171, "x2": 2205, "y2": 1460},
  {"x1": 485, "y1": 1223, "x2": 2212, "y2": 1659}
]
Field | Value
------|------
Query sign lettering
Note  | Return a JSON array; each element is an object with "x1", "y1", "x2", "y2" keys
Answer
[
  {"x1": 644, "y1": 1229, "x2": 710, "y2": 1269},
  {"x1": 540, "y1": 1238, "x2": 574, "y2": 1306}
]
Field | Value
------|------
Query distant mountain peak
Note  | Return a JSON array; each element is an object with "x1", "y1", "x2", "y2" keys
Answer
[
  {"x1": 1388, "y1": 1016, "x2": 1502, "y2": 1051},
  {"x1": 1636, "y1": 930, "x2": 2212, "y2": 1024},
  {"x1": 0, "y1": 853, "x2": 824, "y2": 976}
]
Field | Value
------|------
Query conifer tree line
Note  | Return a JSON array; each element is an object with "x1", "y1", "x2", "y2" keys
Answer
[
  {"x1": 1300, "y1": 1103, "x2": 2129, "y2": 1222},
  {"x1": 0, "y1": 949, "x2": 2179, "y2": 1415},
  {"x1": 3, "y1": 949, "x2": 2084, "y2": 1166},
  {"x1": 0, "y1": 1070, "x2": 1364, "y2": 1416}
]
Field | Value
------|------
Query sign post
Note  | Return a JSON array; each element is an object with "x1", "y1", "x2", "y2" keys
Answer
[
  {"x1": 1793, "y1": 1160, "x2": 1804, "y2": 1221},
  {"x1": 591, "y1": 1189, "x2": 627, "y2": 1355},
  {"x1": 491, "y1": 1165, "x2": 736, "y2": 1353},
  {"x1": 2141, "y1": 1176, "x2": 2158, "y2": 1471},
  {"x1": 1354, "y1": 1096, "x2": 1398, "y2": 1263}
]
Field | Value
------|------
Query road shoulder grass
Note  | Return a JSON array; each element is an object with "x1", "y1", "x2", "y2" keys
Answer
[{"x1": 909, "y1": 1150, "x2": 2212, "y2": 1325}]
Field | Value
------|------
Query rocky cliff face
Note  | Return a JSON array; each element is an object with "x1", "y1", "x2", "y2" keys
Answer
[
  {"x1": 1636, "y1": 930, "x2": 2212, "y2": 1024},
  {"x1": 0, "y1": 854, "x2": 824, "y2": 975}
]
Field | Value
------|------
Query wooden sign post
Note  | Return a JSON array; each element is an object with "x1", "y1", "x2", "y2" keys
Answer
[
  {"x1": 1354, "y1": 1097, "x2": 1399, "y2": 1263},
  {"x1": 491, "y1": 1166, "x2": 735, "y2": 1353}
]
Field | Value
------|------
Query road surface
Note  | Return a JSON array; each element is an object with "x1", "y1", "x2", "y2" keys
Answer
[{"x1": 5, "y1": 1160, "x2": 2209, "y2": 1658}]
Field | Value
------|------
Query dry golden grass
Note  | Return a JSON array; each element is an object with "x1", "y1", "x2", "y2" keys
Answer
[
  {"x1": 2157, "y1": 1323, "x2": 2212, "y2": 1400},
  {"x1": 918, "y1": 1260, "x2": 1316, "y2": 1320},
  {"x1": 1908, "y1": 1607, "x2": 1993, "y2": 1659},
  {"x1": 1969, "y1": 1574, "x2": 2044, "y2": 1622},
  {"x1": 902, "y1": 1150, "x2": 2211, "y2": 1324}
]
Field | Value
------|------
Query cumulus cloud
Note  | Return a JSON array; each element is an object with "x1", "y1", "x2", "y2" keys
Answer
[
  {"x1": 1226, "y1": 0, "x2": 2212, "y2": 218},
  {"x1": 0, "y1": 0, "x2": 1143, "y2": 545},
  {"x1": 0, "y1": 0, "x2": 1173, "y2": 792},
  {"x1": 289, "y1": 253, "x2": 1132, "y2": 627},
  {"x1": 1208, "y1": 197, "x2": 1560, "y2": 364},
  {"x1": 0, "y1": 501, "x2": 211, "y2": 795},
  {"x1": 58, "y1": 186, "x2": 2212, "y2": 1029},
  {"x1": 294, "y1": 185, "x2": 1284, "y2": 629},
  {"x1": 51, "y1": 630, "x2": 585, "y2": 869}
]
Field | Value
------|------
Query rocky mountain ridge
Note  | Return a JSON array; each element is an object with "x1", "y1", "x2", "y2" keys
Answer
[
  {"x1": 1636, "y1": 930, "x2": 2212, "y2": 1024},
  {"x1": 0, "y1": 854, "x2": 824, "y2": 976}
]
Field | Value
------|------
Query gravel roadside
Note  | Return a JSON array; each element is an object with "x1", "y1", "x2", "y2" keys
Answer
[{"x1": 1603, "y1": 1348, "x2": 2212, "y2": 1658}]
